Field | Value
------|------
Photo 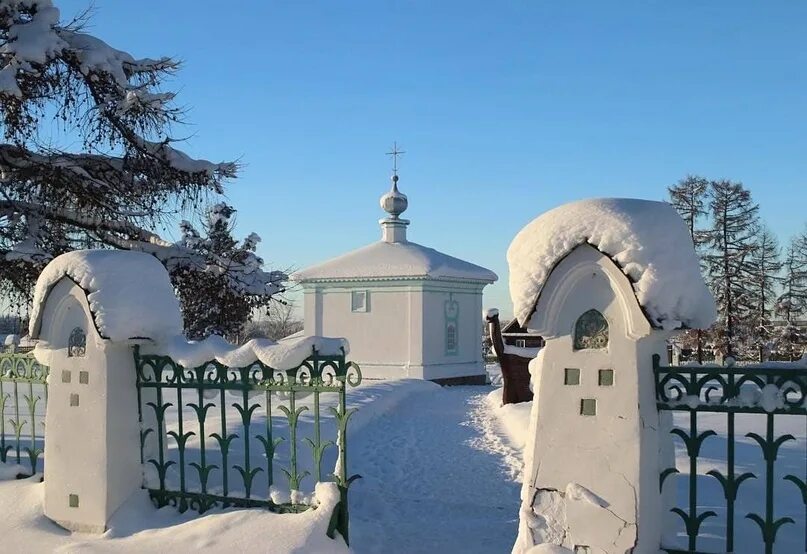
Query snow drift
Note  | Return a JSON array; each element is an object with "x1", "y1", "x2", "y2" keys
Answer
[
  {"x1": 152, "y1": 333, "x2": 348, "y2": 371},
  {"x1": 0, "y1": 477, "x2": 349, "y2": 554}
]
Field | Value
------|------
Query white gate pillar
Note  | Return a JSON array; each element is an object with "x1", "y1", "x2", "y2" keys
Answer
[
  {"x1": 514, "y1": 245, "x2": 673, "y2": 553},
  {"x1": 29, "y1": 250, "x2": 183, "y2": 533},
  {"x1": 506, "y1": 198, "x2": 717, "y2": 554}
]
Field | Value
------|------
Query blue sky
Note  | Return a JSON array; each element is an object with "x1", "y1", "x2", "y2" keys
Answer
[{"x1": 60, "y1": 1, "x2": 807, "y2": 317}]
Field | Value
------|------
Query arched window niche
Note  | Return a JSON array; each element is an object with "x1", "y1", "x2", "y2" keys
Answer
[
  {"x1": 444, "y1": 295, "x2": 459, "y2": 355},
  {"x1": 573, "y1": 309, "x2": 609, "y2": 350}
]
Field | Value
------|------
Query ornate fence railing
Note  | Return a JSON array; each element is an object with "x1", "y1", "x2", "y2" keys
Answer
[
  {"x1": 133, "y1": 346, "x2": 362, "y2": 542},
  {"x1": 654, "y1": 354, "x2": 807, "y2": 554},
  {"x1": 0, "y1": 350, "x2": 48, "y2": 476}
]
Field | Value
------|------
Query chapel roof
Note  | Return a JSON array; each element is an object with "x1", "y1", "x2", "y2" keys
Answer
[
  {"x1": 295, "y1": 240, "x2": 498, "y2": 283},
  {"x1": 295, "y1": 167, "x2": 497, "y2": 284}
]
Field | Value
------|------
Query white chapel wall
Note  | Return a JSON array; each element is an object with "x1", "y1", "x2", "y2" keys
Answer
[
  {"x1": 305, "y1": 283, "x2": 414, "y2": 378},
  {"x1": 420, "y1": 285, "x2": 485, "y2": 380},
  {"x1": 302, "y1": 280, "x2": 487, "y2": 381}
]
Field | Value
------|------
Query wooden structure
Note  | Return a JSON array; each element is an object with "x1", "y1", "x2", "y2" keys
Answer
[
  {"x1": 501, "y1": 319, "x2": 545, "y2": 349},
  {"x1": 485, "y1": 311, "x2": 534, "y2": 404}
]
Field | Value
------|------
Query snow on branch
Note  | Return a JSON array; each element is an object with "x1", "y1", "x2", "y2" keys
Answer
[
  {"x1": 0, "y1": 1, "x2": 281, "y2": 327},
  {"x1": 60, "y1": 30, "x2": 176, "y2": 88},
  {"x1": 136, "y1": 138, "x2": 237, "y2": 181},
  {"x1": 0, "y1": 1, "x2": 176, "y2": 92},
  {"x1": 0, "y1": 198, "x2": 286, "y2": 298},
  {"x1": 0, "y1": 199, "x2": 167, "y2": 243},
  {"x1": 0, "y1": 0, "x2": 235, "y2": 182}
]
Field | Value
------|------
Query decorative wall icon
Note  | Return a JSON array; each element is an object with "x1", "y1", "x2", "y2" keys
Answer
[
  {"x1": 68, "y1": 327, "x2": 86, "y2": 358},
  {"x1": 573, "y1": 309, "x2": 609, "y2": 350}
]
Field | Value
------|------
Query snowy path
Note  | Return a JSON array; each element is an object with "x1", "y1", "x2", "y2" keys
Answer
[{"x1": 349, "y1": 385, "x2": 522, "y2": 554}]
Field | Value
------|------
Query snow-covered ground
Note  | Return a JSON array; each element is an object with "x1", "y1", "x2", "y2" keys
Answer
[
  {"x1": 7, "y1": 370, "x2": 799, "y2": 553},
  {"x1": 349, "y1": 385, "x2": 523, "y2": 553},
  {"x1": 0, "y1": 379, "x2": 440, "y2": 553},
  {"x1": 0, "y1": 477, "x2": 348, "y2": 554},
  {"x1": 135, "y1": 378, "x2": 436, "y2": 502},
  {"x1": 1, "y1": 378, "x2": 526, "y2": 553}
]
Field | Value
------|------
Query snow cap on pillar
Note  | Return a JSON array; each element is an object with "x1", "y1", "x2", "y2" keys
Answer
[
  {"x1": 29, "y1": 249, "x2": 183, "y2": 344},
  {"x1": 507, "y1": 197, "x2": 717, "y2": 330}
]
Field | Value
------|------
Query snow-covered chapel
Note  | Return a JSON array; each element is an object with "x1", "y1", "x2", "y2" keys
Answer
[{"x1": 295, "y1": 172, "x2": 497, "y2": 383}]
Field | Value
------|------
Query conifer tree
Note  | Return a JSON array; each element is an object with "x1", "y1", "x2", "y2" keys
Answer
[
  {"x1": 746, "y1": 225, "x2": 781, "y2": 361},
  {"x1": 667, "y1": 175, "x2": 710, "y2": 250},
  {"x1": 667, "y1": 175, "x2": 710, "y2": 361},
  {"x1": 775, "y1": 234, "x2": 807, "y2": 360},
  {"x1": 703, "y1": 180, "x2": 759, "y2": 358},
  {"x1": 0, "y1": 2, "x2": 284, "y2": 321},
  {"x1": 171, "y1": 204, "x2": 285, "y2": 340}
]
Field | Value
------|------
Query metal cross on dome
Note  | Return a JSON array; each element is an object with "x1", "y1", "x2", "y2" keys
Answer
[{"x1": 386, "y1": 142, "x2": 406, "y2": 176}]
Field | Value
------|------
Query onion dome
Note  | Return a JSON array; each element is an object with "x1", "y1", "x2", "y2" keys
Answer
[{"x1": 380, "y1": 175, "x2": 408, "y2": 219}]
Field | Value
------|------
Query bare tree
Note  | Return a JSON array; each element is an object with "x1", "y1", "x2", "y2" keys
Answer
[{"x1": 241, "y1": 302, "x2": 303, "y2": 342}]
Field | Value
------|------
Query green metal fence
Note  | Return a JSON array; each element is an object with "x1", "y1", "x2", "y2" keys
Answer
[
  {"x1": 133, "y1": 346, "x2": 362, "y2": 542},
  {"x1": 654, "y1": 355, "x2": 807, "y2": 554},
  {"x1": 0, "y1": 350, "x2": 48, "y2": 476}
]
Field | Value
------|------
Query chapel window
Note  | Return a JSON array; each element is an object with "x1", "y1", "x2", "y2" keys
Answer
[
  {"x1": 351, "y1": 290, "x2": 369, "y2": 313},
  {"x1": 444, "y1": 296, "x2": 459, "y2": 355},
  {"x1": 446, "y1": 324, "x2": 457, "y2": 354}
]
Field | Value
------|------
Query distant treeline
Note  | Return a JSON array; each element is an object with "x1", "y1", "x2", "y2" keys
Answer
[{"x1": 0, "y1": 314, "x2": 26, "y2": 336}]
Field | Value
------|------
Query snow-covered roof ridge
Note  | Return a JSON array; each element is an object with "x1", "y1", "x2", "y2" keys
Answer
[
  {"x1": 29, "y1": 250, "x2": 183, "y2": 342},
  {"x1": 294, "y1": 240, "x2": 498, "y2": 283},
  {"x1": 508, "y1": 198, "x2": 717, "y2": 330},
  {"x1": 146, "y1": 334, "x2": 348, "y2": 371}
]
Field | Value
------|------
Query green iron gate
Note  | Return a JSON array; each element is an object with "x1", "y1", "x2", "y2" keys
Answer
[
  {"x1": 133, "y1": 345, "x2": 362, "y2": 543},
  {"x1": 0, "y1": 350, "x2": 48, "y2": 476},
  {"x1": 654, "y1": 354, "x2": 807, "y2": 554}
]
